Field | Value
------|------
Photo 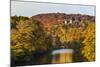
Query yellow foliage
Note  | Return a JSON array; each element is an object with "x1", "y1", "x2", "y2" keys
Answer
[{"x1": 82, "y1": 23, "x2": 95, "y2": 61}]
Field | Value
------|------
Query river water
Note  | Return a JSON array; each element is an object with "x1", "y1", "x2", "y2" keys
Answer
[{"x1": 32, "y1": 49, "x2": 74, "y2": 64}]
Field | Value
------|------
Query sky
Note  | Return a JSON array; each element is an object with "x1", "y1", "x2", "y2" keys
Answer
[{"x1": 11, "y1": 1, "x2": 95, "y2": 17}]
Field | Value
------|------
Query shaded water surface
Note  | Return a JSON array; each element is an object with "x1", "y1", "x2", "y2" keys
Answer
[{"x1": 11, "y1": 49, "x2": 73, "y2": 66}]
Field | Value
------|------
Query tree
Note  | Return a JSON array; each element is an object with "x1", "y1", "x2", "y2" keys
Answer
[
  {"x1": 11, "y1": 19, "x2": 47, "y2": 65},
  {"x1": 81, "y1": 23, "x2": 95, "y2": 61},
  {"x1": 11, "y1": 16, "x2": 29, "y2": 29}
]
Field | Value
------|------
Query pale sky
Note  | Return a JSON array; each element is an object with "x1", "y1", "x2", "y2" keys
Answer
[{"x1": 11, "y1": 1, "x2": 95, "y2": 17}]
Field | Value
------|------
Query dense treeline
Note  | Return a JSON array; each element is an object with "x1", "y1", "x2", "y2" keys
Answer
[{"x1": 11, "y1": 14, "x2": 95, "y2": 66}]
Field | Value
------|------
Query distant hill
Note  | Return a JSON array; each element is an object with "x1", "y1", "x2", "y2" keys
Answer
[{"x1": 31, "y1": 13, "x2": 95, "y2": 26}]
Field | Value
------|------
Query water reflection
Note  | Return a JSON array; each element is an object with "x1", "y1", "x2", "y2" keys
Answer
[
  {"x1": 32, "y1": 49, "x2": 73, "y2": 64},
  {"x1": 52, "y1": 49, "x2": 73, "y2": 63},
  {"x1": 11, "y1": 49, "x2": 74, "y2": 66}
]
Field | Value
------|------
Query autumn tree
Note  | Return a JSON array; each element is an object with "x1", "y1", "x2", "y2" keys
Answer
[
  {"x1": 11, "y1": 16, "x2": 29, "y2": 29},
  {"x1": 81, "y1": 22, "x2": 95, "y2": 61},
  {"x1": 11, "y1": 19, "x2": 47, "y2": 65}
]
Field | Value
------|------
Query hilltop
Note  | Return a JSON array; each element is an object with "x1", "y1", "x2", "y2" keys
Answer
[{"x1": 31, "y1": 13, "x2": 95, "y2": 25}]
